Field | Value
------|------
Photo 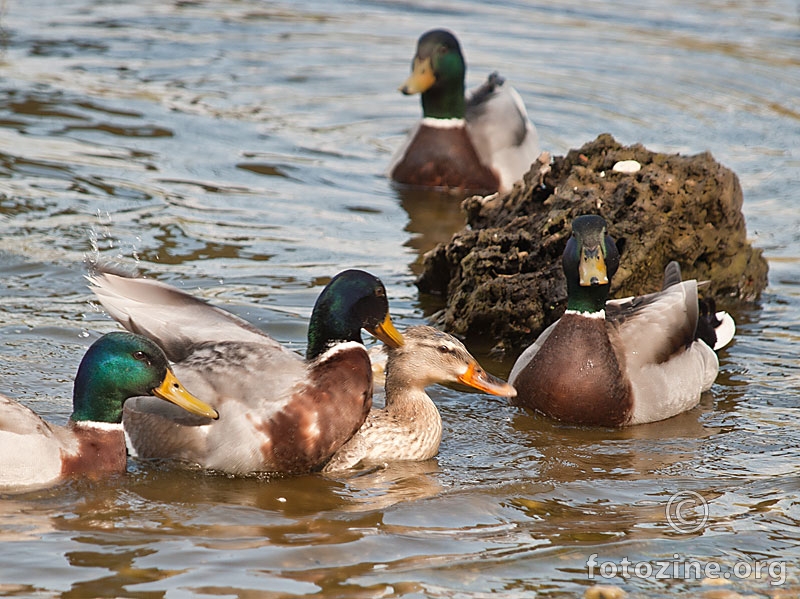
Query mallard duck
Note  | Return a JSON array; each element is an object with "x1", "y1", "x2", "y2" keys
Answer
[
  {"x1": 323, "y1": 325, "x2": 516, "y2": 472},
  {"x1": 0, "y1": 332, "x2": 218, "y2": 490},
  {"x1": 389, "y1": 29, "x2": 541, "y2": 194},
  {"x1": 508, "y1": 214, "x2": 736, "y2": 426},
  {"x1": 88, "y1": 268, "x2": 405, "y2": 474}
]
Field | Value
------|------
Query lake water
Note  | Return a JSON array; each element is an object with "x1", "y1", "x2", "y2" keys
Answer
[{"x1": 0, "y1": 1, "x2": 798, "y2": 597}]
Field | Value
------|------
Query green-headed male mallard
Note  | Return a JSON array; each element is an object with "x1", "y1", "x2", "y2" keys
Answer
[
  {"x1": 509, "y1": 214, "x2": 736, "y2": 426},
  {"x1": 0, "y1": 331, "x2": 218, "y2": 491},
  {"x1": 389, "y1": 29, "x2": 541, "y2": 194},
  {"x1": 88, "y1": 268, "x2": 404, "y2": 474},
  {"x1": 323, "y1": 325, "x2": 516, "y2": 472}
]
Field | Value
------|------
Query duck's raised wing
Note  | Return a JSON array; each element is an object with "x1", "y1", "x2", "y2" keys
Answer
[{"x1": 88, "y1": 270, "x2": 286, "y2": 362}]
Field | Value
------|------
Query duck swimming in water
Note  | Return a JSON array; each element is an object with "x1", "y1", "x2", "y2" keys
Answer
[
  {"x1": 508, "y1": 214, "x2": 735, "y2": 426},
  {"x1": 389, "y1": 29, "x2": 542, "y2": 194},
  {"x1": 0, "y1": 331, "x2": 217, "y2": 491},
  {"x1": 88, "y1": 268, "x2": 404, "y2": 474},
  {"x1": 324, "y1": 325, "x2": 516, "y2": 471}
]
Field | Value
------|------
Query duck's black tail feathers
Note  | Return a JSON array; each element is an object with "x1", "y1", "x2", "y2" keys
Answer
[
  {"x1": 697, "y1": 297, "x2": 736, "y2": 351},
  {"x1": 662, "y1": 261, "x2": 736, "y2": 351}
]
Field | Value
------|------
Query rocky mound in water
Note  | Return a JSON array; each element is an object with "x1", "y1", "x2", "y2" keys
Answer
[{"x1": 416, "y1": 134, "x2": 768, "y2": 358}]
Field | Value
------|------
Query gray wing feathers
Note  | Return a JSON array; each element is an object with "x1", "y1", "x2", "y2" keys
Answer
[
  {"x1": 609, "y1": 281, "x2": 698, "y2": 368},
  {"x1": 0, "y1": 395, "x2": 58, "y2": 437},
  {"x1": 466, "y1": 73, "x2": 541, "y2": 191},
  {"x1": 88, "y1": 272, "x2": 285, "y2": 361}
]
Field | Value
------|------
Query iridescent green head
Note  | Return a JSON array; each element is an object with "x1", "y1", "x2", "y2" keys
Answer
[
  {"x1": 70, "y1": 332, "x2": 218, "y2": 423},
  {"x1": 400, "y1": 29, "x2": 467, "y2": 119},
  {"x1": 306, "y1": 270, "x2": 404, "y2": 360}
]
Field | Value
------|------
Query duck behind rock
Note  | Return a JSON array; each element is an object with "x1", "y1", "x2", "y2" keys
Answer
[
  {"x1": 88, "y1": 268, "x2": 404, "y2": 475},
  {"x1": 323, "y1": 325, "x2": 516, "y2": 472},
  {"x1": 508, "y1": 214, "x2": 735, "y2": 427},
  {"x1": 389, "y1": 29, "x2": 541, "y2": 194},
  {"x1": 0, "y1": 332, "x2": 218, "y2": 491}
]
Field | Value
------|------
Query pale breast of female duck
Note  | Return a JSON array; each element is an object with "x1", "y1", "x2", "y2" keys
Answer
[
  {"x1": 323, "y1": 389, "x2": 443, "y2": 471},
  {"x1": 383, "y1": 391, "x2": 443, "y2": 461}
]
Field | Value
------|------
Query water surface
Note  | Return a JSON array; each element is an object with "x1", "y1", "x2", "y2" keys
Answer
[{"x1": 0, "y1": 1, "x2": 798, "y2": 597}]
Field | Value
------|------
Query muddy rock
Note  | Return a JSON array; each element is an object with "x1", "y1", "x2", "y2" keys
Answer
[{"x1": 416, "y1": 134, "x2": 768, "y2": 357}]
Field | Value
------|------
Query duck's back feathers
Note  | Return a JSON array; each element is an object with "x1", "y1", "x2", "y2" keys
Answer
[
  {"x1": 625, "y1": 337, "x2": 718, "y2": 425},
  {"x1": 467, "y1": 74, "x2": 528, "y2": 147},
  {"x1": 609, "y1": 273, "x2": 720, "y2": 425},
  {"x1": 0, "y1": 394, "x2": 59, "y2": 438},
  {"x1": 606, "y1": 279, "x2": 699, "y2": 368},
  {"x1": 466, "y1": 73, "x2": 541, "y2": 191},
  {"x1": 0, "y1": 396, "x2": 68, "y2": 488},
  {"x1": 661, "y1": 260, "x2": 684, "y2": 289}
]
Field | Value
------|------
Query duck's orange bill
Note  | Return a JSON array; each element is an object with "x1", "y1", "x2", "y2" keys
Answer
[
  {"x1": 399, "y1": 57, "x2": 436, "y2": 95},
  {"x1": 458, "y1": 362, "x2": 517, "y2": 398},
  {"x1": 153, "y1": 368, "x2": 219, "y2": 420}
]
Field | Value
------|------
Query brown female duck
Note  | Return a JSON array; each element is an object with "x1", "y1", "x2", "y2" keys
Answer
[{"x1": 324, "y1": 325, "x2": 516, "y2": 471}]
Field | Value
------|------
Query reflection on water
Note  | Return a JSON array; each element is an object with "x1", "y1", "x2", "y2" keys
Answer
[
  {"x1": 394, "y1": 185, "x2": 470, "y2": 275},
  {"x1": 331, "y1": 460, "x2": 445, "y2": 513},
  {"x1": 0, "y1": 0, "x2": 798, "y2": 596}
]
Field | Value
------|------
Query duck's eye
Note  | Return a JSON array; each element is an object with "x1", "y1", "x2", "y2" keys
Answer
[
  {"x1": 132, "y1": 351, "x2": 152, "y2": 366},
  {"x1": 437, "y1": 345, "x2": 452, "y2": 355}
]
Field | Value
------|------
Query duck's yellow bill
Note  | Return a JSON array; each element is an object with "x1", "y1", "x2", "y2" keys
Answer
[
  {"x1": 399, "y1": 57, "x2": 436, "y2": 95},
  {"x1": 458, "y1": 362, "x2": 517, "y2": 398},
  {"x1": 369, "y1": 313, "x2": 405, "y2": 348},
  {"x1": 579, "y1": 248, "x2": 608, "y2": 286},
  {"x1": 153, "y1": 368, "x2": 219, "y2": 420}
]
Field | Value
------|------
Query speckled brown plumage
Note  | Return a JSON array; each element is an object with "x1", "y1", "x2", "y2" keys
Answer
[{"x1": 323, "y1": 325, "x2": 516, "y2": 472}]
